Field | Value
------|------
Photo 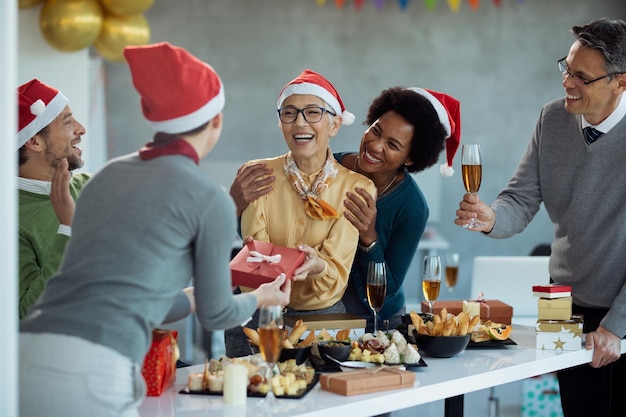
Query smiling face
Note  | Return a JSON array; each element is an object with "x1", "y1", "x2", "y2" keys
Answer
[
  {"x1": 562, "y1": 41, "x2": 626, "y2": 125},
  {"x1": 278, "y1": 94, "x2": 341, "y2": 173},
  {"x1": 38, "y1": 105, "x2": 86, "y2": 172},
  {"x1": 357, "y1": 110, "x2": 414, "y2": 178}
]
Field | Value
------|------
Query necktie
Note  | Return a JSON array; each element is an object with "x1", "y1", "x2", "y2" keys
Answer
[{"x1": 583, "y1": 127, "x2": 603, "y2": 145}]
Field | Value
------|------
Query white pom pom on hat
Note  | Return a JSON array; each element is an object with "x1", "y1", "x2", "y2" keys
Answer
[
  {"x1": 277, "y1": 69, "x2": 355, "y2": 126},
  {"x1": 406, "y1": 87, "x2": 461, "y2": 177},
  {"x1": 123, "y1": 42, "x2": 225, "y2": 134},
  {"x1": 17, "y1": 79, "x2": 68, "y2": 150}
]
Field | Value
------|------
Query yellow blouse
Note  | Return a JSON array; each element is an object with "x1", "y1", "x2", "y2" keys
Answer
[{"x1": 241, "y1": 153, "x2": 376, "y2": 311}]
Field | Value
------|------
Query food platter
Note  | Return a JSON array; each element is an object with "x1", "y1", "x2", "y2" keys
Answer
[
  {"x1": 308, "y1": 354, "x2": 427, "y2": 372},
  {"x1": 467, "y1": 338, "x2": 517, "y2": 348},
  {"x1": 179, "y1": 374, "x2": 319, "y2": 399}
]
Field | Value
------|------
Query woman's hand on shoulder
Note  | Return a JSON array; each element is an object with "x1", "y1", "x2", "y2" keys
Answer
[
  {"x1": 230, "y1": 163, "x2": 274, "y2": 216},
  {"x1": 343, "y1": 187, "x2": 377, "y2": 243}
]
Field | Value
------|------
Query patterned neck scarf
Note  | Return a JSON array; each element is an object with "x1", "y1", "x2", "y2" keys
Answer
[{"x1": 283, "y1": 150, "x2": 339, "y2": 220}]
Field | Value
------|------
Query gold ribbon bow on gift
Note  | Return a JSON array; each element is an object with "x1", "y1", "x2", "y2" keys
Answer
[{"x1": 246, "y1": 250, "x2": 282, "y2": 263}]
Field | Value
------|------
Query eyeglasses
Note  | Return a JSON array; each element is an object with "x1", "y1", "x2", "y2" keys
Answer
[
  {"x1": 557, "y1": 56, "x2": 624, "y2": 85},
  {"x1": 277, "y1": 106, "x2": 336, "y2": 124}
]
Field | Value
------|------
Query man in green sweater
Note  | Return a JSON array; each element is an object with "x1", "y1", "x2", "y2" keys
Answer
[{"x1": 17, "y1": 79, "x2": 91, "y2": 318}]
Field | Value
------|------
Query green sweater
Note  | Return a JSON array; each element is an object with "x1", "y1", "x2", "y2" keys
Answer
[{"x1": 18, "y1": 173, "x2": 92, "y2": 319}]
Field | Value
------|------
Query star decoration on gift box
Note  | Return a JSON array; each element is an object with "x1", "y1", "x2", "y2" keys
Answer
[{"x1": 553, "y1": 337, "x2": 566, "y2": 351}]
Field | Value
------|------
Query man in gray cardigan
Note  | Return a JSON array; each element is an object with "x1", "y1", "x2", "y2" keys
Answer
[{"x1": 456, "y1": 18, "x2": 626, "y2": 417}]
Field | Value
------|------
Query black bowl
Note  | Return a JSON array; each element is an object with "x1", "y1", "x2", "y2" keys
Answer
[
  {"x1": 413, "y1": 331, "x2": 470, "y2": 358},
  {"x1": 249, "y1": 343, "x2": 312, "y2": 365},
  {"x1": 317, "y1": 341, "x2": 352, "y2": 363},
  {"x1": 279, "y1": 344, "x2": 312, "y2": 365}
]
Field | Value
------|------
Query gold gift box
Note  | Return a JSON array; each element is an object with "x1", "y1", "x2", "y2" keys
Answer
[{"x1": 537, "y1": 296, "x2": 572, "y2": 321}]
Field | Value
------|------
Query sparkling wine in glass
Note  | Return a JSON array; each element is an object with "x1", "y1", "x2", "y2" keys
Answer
[
  {"x1": 422, "y1": 255, "x2": 441, "y2": 315},
  {"x1": 461, "y1": 144, "x2": 484, "y2": 229},
  {"x1": 445, "y1": 252, "x2": 460, "y2": 293},
  {"x1": 366, "y1": 261, "x2": 387, "y2": 333},
  {"x1": 258, "y1": 305, "x2": 284, "y2": 405}
]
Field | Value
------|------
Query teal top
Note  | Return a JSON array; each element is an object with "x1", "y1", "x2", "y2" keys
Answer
[{"x1": 335, "y1": 152, "x2": 429, "y2": 321}]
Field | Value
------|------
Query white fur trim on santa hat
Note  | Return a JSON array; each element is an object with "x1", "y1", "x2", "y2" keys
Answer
[
  {"x1": 406, "y1": 87, "x2": 451, "y2": 137},
  {"x1": 277, "y1": 82, "x2": 354, "y2": 126},
  {"x1": 147, "y1": 81, "x2": 225, "y2": 134},
  {"x1": 439, "y1": 163, "x2": 455, "y2": 177},
  {"x1": 17, "y1": 91, "x2": 68, "y2": 149}
]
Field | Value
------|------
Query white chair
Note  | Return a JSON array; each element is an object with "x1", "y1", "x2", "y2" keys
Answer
[
  {"x1": 470, "y1": 256, "x2": 551, "y2": 417},
  {"x1": 471, "y1": 256, "x2": 550, "y2": 325}
]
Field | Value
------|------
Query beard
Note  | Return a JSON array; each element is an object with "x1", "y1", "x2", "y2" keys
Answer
[{"x1": 44, "y1": 137, "x2": 84, "y2": 171}]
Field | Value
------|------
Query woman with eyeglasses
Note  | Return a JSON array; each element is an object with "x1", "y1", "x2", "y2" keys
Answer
[
  {"x1": 229, "y1": 85, "x2": 460, "y2": 341},
  {"x1": 225, "y1": 69, "x2": 376, "y2": 357}
]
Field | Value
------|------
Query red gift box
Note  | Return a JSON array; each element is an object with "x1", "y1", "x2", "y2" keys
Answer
[
  {"x1": 230, "y1": 240, "x2": 305, "y2": 288},
  {"x1": 142, "y1": 329, "x2": 179, "y2": 396},
  {"x1": 532, "y1": 284, "x2": 572, "y2": 299}
]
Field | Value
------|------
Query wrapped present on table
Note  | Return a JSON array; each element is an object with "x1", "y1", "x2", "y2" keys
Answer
[
  {"x1": 536, "y1": 315, "x2": 583, "y2": 336},
  {"x1": 532, "y1": 284, "x2": 572, "y2": 299},
  {"x1": 421, "y1": 299, "x2": 513, "y2": 324},
  {"x1": 320, "y1": 367, "x2": 415, "y2": 396},
  {"x1": 535, "y1": 315, "x2": 583, "y2": 351},
  {"x1": 142, "y1": 329, "x2": 179, "y2": 396},
  {"x1": 230, "y1": 240, "x2": 305, "y2": 288},
  {"x1": 538, "y1": 296, "x2": 572, "y2": 321}
]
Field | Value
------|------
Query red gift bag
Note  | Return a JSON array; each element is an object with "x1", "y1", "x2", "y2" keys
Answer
[
  {"x1": 142, "y1": 329, "x2": 179, "y2": 396},
  {"x1": 230, "y1": 240, "x2": 305, "y2": 288}
]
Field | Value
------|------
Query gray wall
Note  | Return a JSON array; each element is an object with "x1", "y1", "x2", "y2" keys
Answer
[{"x1": 103, "y1": 0, "x2": 625, "y2": 301}]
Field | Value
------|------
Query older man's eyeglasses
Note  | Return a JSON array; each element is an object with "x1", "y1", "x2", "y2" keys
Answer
[
  {"x1": 558, "y1": 57, "x2": 624, "y2": 85},
  {"x1": 277, "y1": 106, "x2": 336, "y2": 124}
]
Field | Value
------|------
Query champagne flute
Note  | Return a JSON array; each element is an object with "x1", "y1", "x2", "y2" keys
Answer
[
  {"x1": 445, "y1": 252, "x2": 460, "y2": 293},
  {"x1": 366, "y1": 261, "x2": 387, "y2": 333},
  {"x1": 422, "y1": 255, "x2": 441, "y2": 315},
  {"x1": 461, "y1": 144, "x2": 484, "y2": 229},
  {"x1": 258, "y1": 305, "x2": 284, "y2": 405}
]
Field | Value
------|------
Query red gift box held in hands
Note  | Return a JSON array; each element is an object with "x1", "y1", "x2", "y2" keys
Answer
[{"x1": 230, "y1": 240, "x2": 305, "y2": 288}]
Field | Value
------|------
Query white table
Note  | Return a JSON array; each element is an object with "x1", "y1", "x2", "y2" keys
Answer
[{"x1": 139, "y1": 325, "x2": 626, "y2": 417}]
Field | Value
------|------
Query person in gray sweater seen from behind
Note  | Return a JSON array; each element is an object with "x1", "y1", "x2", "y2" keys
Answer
[
  {"x1": 19, "y1": 42, "x2": 291, "y2": 417},
  {"x1": 456, "y1": 18, "x2": 626, "y2": 417}
]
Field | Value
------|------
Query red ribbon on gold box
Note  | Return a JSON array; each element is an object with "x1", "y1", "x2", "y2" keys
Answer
[
  {"x1": 230, "y1": 240, "x2": 305, "y2": 288},
  {"x1": 142, "y1": 329, "x2": 179, "y2": 396}
]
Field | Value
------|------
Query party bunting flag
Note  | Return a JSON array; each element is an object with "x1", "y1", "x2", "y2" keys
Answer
[
  {"x1": 335, "y1": 0, "x2": 346, "y2": 7},
  {"x1": 398, "y1": 0, "x2": 410, "y2": 10},
  {"x1": 354, "y1": 0, "x2": 366, "y2": 9},
  {"x1": 374, "y1": 0, "x2": 386, "y2": 10},
  {"x1": 468, "y1": 0, "x2": 479, "y2": 9},
  {"x1": 492, "y1": 0, "x2": 501, "y2": 6},
  {"x1": 424, "y1": 0, "x2": 437, "y2": 11},
  {"x1": 316, "y1": 0, "x2": 326, "y2": 6},
  {"x1": 447, "y1": 0, "x2": 461, "y2": 11}
]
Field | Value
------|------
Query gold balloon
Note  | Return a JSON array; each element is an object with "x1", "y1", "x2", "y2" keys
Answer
[
  {"x1": 99, "y1": 0, "x2": 154, "y2": 15},
  {"x1": 39, "y1": 0, "x2": 103, "y2": 52},
  {"x1": 19, "y1": 0, "x2": 44, "y2": 8},
  {"x1": 93, "y1": 13, "x2": 150, "y2": 63}
]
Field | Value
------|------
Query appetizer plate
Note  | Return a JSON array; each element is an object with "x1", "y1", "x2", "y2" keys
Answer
[
  {"x1": 179, "y1": 374, "x2": 319, "y2": 400},
  {"x1": 467, "y1": 338, "x2": 517, "y2": 348}
]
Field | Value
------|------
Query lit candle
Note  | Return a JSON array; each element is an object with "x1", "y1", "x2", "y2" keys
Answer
[{"x1": 223, "y1": 364, "x2": 247, "y2": 405}]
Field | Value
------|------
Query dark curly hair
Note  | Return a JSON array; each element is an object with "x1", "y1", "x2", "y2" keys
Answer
[{"x1": 365, "y1": 87, "x2": 447, "y2": 174}]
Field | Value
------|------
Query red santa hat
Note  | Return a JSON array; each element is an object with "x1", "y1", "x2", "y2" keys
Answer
[
  {"x1": 123, "y1": 42, "x2": 225, "y2": 134},
  {"x1": 277, "y1": 69, "x2": 355, "y2": 126},
  {"x1": 17, "y1": 79, "x2": 68, "y2": 149},
  {"x1": 407, "y1": 87, "x2": 461, "y2": 177}
]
